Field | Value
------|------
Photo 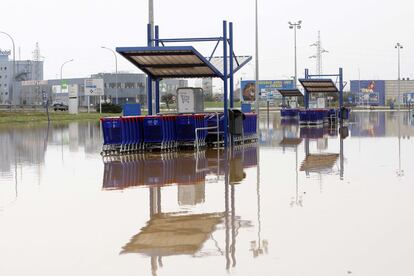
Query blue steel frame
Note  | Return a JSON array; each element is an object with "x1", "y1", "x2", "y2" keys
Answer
[
  {"x1": 149, "y1": 20, "x2": 239, "y2": 148},
  {"x1": 146, "y1": 24, "x2": 153, "y2": 116},
  {"x1": 303, "y1": 68, "x2": 344, "y2": 109},
  {"x1": 116, "y1": 20, "x2": 251, "y2": 148},
  {"x1": 155, "y1": 26, "x2": 160, "y2": 114}
]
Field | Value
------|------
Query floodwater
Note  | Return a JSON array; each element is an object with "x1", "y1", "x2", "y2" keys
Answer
[{"x1": 1, "y1": 111, "x2": 414, "y2": 276}]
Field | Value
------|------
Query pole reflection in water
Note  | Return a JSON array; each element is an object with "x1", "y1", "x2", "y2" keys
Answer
[
  {"x1": 102, "y1": 146, "x2": 257, "y2": 275},
  {"x1": 272, "y1": 117, "x2": 349, "y2": 207},
  {"x1": 299, "y1": 125, "x2": 347, "y2": 180},
  {"x1": 397, "y1": 112, "x2": 404, "y2": 177}
]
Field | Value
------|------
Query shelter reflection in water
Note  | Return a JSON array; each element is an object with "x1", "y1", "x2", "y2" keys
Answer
[
  {"x1": 102, "y1": 146, "x2": 258, "y2": 274},
  {"x1": 102, "y1": 145, "x2": 258, "y2": 190}
]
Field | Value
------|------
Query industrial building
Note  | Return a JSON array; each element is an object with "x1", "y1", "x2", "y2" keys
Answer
[
  {"x1": 0, "y1": 49, "x2": 43, "y2": 105},
  {"x1": 20, "y1": 73, "x2": 188, "y2": 107},
  {"x1": 350, "y1": 80, "x2": 414, "y2": 106}
]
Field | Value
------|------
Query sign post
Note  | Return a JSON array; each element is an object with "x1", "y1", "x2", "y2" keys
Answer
[
  {"x1": 84, "y1": 79, "x2": 104, "y2": 114},
  {"x1": 68, "y1": 84, "x2": 79, "y2": 114}
]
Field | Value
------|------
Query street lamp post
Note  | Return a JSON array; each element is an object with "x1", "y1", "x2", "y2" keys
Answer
[
  {"x1": 60, "y1": 59, "x2": 74, "y2": 107},
  {"x1": 0, "y1": 31, "x2": 16, "y2": 106},
  {"x1": 101, "y1": 47, "x2": 118, "y2": 104},
  {"x1": 395, "y1": 43, "x2": 403, "y2": 111},
  {"x1": 255, "y1": 0, "x2": 260, "y2": 126},
  {"x1": 288, "y1": 21, "x2": 302, "y2": 88},
  {"x1": 60, "y1": 59, "x2": 74, "y2": 86}
]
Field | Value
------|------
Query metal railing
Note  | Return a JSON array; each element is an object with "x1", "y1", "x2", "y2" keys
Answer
[{"x1": 195, "y1": 112, "x2": 221, "y2": 152}]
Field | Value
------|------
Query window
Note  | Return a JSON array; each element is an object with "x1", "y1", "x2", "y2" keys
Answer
[{"x1": 125, "y1": 82, "x2": 136, "y2": 89}]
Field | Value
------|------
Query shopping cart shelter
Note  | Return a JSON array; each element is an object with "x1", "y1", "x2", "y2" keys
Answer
[
  {"x1": 101, "y1": 20, "x2": 256, "y2": 154},
  {"x1": 280, "y1": 68, "x2": 350, "y2": 126}
]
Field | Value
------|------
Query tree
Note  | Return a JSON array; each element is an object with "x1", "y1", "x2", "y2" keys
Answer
[{"x1": 161, "y1": 93, "x2": 175, "y2": 109}]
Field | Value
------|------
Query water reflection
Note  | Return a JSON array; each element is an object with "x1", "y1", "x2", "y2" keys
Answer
[
  {"x1": 0, "y1": 121, "x2": 102, "y2": 210},
  {"x1": 102, "y1": 146, "x2": 258, "y2": 275},
  {"x1": 102, "y1": 146, "x2": 258, "y2": 191},
  {"x1": 1, "y1": 112, "x2": 414, "y2": 275}
]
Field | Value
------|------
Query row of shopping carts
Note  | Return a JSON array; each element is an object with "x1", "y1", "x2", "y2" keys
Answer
[
  {"x1": 281, "y1": 108, "x2": 350, "y2": 126},
  {"x1": 298, "y1": 108, "x2": 350, "y2": 126},
  {"x1": 101, "y1": 112, "x2": 258, "y2": 155}
]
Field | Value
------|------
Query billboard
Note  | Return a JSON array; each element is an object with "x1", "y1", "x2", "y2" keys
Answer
[
  {"x1": 241, "y1": 80, "x2": 294, "y2": 102},
  {"x1": 350, "y1": 80, "x2": 385, "y2": 106},
  {"x1": 403, "y1": 92, "x2": 414, "y2": 104}
]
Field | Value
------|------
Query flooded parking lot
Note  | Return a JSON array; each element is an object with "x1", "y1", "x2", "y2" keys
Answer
[{"x1": 1, "y1": 111, "x2": 414, "y2": 276}]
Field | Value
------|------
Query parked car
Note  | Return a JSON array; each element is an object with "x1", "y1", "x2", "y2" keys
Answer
[{"x1": 52, "y1": 102, "x2": 68, "y2": 111}]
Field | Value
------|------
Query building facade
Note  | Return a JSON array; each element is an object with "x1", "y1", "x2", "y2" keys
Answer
[
  {"x1": 0, "y1": 50, "x2": 43, "y2": 105},
  {"x1": 350, "y1": 80, "x2": 414, "y2": 106},
  {"x1": 20, "y1": 73, "x2": 188, "y2": 107}
]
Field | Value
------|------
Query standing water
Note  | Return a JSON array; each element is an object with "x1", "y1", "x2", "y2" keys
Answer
[{"x1": 0, "y1": 111, "x2": 414, "y2": 276}]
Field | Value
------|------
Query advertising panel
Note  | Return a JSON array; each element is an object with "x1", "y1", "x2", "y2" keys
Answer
[
  {"x1": 241, "y1": 80, "x2": 294, "y2": 102},
  {"x1": 177, "y1": 88, "x2": 195, "y2": 113},
  {"x1": 403, "y1": 92, "x2": 414, "y2": 104},
  {"x1": 350, "y1": 80, "x2": 386, "y2": 106}
]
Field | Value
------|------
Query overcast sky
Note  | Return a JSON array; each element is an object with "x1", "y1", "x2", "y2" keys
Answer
[{"x1": 1, "y1": 0, "x2": 413, "y2": 84}]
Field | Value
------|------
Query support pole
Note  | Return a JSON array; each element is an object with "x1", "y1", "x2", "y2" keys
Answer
[
  {"x1": 147, "y1": 23, "x2": 153, "y2": 115},
  {"x1": 223, "y1": 21, "x2": 229, "y2": 148},
  {"x1": 254, "y1": 0, "x2": 260, "y2": 131},
  {"x1": 339, "y1": 67, "x2": 344, "y2": 108},
  {"x1": 155, "y1": 25, "x2": 160, "y2": 114},
  {"x1": 340, "y1": 133, "x2": 344, "y2": 180},
  {"x1": 304, "y1": 68, "x2": 309, "y2": 109},
  {"x1": 229, "y1": 22, "x2": 234, "y2": 109},
  {"x1": 155, "y1": 79, "x2": 160, "y2": 114}
]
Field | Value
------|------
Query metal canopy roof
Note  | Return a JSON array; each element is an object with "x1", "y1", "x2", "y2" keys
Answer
[
  {"x1": 209, "y1": 55, "x2": 253, "y2": 76},
  {"x1": 116, "y1": 46, "x2": 222, "y2": 79},
  {"x1": 121, "y1": 213, "x2": 224, "y2": 256},
  {"x1": 279, "y1": 138, "x2": 303, "y2": 147},
  {"x1": 299, "y1": 79, "x2": 339, "y2": 93},
  {"x1": 277, "y1": 88, "x2": 304, "y2": 97},
  {"x1": 116, "y1": 46, "x2": 252, "y2": 79},
  {"x1": 300, "y1": 153, "x2": 339, "y2": 173}
]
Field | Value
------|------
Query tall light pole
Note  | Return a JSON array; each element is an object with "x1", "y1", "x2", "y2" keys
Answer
[
  {"x1": 288, "y1": 21, "x2": 302, "y2": 88},
  {"x1": 149, "y1": 0, "x2": 154, "y2": 42},
  {"x1": 0, "y1": 31, "x2": 16, "y2": 105},
  {"x1": 255, "y1": 0, "x2": 260, "y2": 122},
  {"x1": 148, "y1": 0, "x2": 156, "y2": 113},
  {"x1": 60, "y1": 59, "x2": 74, "y2": 90},
  {"x1": 101, "y1": 47, "x2": 118, "y2": 104},
  {"x1": 395, "y1": 43, "x2": 403, "y2": 111}
]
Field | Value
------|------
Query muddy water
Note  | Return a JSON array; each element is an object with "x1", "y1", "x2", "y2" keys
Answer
[{"x1": 0, "y1": 111, "x2": 414, "y2": 276}]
